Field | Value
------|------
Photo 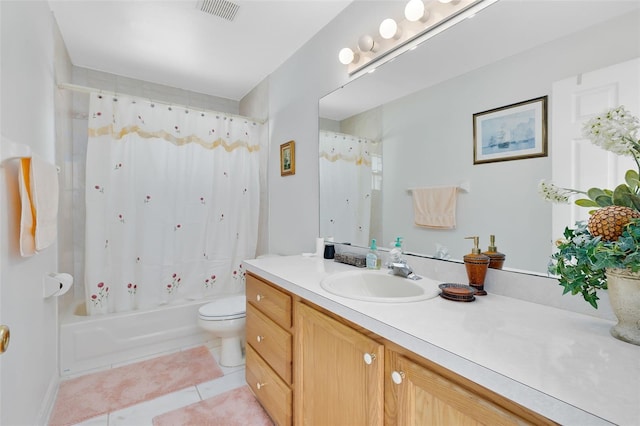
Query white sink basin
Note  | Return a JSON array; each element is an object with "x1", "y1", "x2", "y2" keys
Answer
[{"x1": 320, "y1": 269, "x2": 441, "y2": 303}]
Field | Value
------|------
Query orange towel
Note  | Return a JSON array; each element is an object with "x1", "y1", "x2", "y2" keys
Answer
[
  {"x1": 19, "y1": 158, "x2": 36, "y2": 256},
  {"x1": 18, "y1": 156, "x2": 59, "y2": 256},
  {"x1": 412, "y1": 186, "x2": 458, "y2": 229}
]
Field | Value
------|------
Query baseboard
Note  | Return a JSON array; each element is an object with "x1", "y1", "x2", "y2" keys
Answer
[{"x1": 39, "y1": 372, "x2": 60, "y2": 425}]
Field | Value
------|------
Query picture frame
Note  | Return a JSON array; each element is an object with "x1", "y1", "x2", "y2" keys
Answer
[
  {"x1": 473, "y1": 96, "x2": 548, "y2": 165},
  {"x1": 280, "y1": 140, "x2": 295, "y2": 176}
]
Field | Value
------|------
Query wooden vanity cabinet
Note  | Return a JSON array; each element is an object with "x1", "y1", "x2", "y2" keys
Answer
[
  {"x1": 245, "y1": 273, "x2": 293, "y2": 425},
  {"x1": 294, "y1": 302, "x2": 384, "y2": 425},
  {"x1": 384, "y1": 349, "x2": 554, "y2": 425},
  {"x1": 246, "y1": 271, "x2": 554, "y2": 426}
]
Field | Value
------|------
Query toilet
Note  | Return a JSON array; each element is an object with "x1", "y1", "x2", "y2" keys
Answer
[{"x1": 198, "y1": 295, "x2": 246, "y2": 367}]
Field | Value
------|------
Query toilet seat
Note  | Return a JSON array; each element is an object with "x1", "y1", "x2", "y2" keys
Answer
[{"x1": 199, "y1": 295, "x2": 246, "y2": 321}]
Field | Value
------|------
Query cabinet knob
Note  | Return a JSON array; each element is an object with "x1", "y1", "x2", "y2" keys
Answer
[
  {"x1": 256, "y1": 294, "x2": 265, "y2": 302},
  {"x1": 363, "y1": 352, "x2": 376, "y2": 365},
  {"x1": 256, "y1": 335, "x2": 264, "y2": 343},
  {"x1": 256, "y1": 382, "x2": 267, "y2": 390},
  {"x1": 391, "y1": 370, "x2": 405, "y2": 385}
]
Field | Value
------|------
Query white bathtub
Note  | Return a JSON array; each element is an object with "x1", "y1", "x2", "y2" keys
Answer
[{"x1": 59, "y1": 298, "x2": 217, "y2": 376}]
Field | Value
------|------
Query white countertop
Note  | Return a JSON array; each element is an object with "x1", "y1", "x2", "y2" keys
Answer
[{"x1": 244, "y1": 255, "x2": 640, "y2": 426}]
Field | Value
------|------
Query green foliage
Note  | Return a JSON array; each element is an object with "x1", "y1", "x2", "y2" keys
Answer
[
  {"x1": 574, "y1": 172, "x2": 640, "y2": 210},
  {"x1": 549, "y1": 219, "x2": 640, "y2": 308},
  {"x1": 545, "y1": 106, "x2": 640, "y2": 308}
]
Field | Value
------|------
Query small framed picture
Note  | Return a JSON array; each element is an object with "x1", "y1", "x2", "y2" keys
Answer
[
  {"x1": 473, "y1": 96, "x2": 548, "y2": 165},
  {"x1": 280, "y1": 140, "x2": 295, "y2": 176}
]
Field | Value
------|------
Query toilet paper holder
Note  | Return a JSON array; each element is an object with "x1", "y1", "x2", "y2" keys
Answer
[{"x1": 43, "y1": 273, "x2": 73, "y2": 298}]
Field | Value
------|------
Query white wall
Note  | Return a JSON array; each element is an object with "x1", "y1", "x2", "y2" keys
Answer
[
  {"x1": 240, "y1": 79, "x2": 270, "y2": 257},
  {"x1": 266, "y1": 2, "x2": 400, "y2": 255},
  {"x1": 55, "y1": 13, "x2": 76, "y2": 328},
  {"x1": 0, "y1": 1, "x2": 62, "y2": 423}
]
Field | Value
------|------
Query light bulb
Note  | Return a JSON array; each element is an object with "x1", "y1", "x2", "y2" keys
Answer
[
  {"x1": 379, "y1": 18, "x2": 399, "y2": 40},
  {"x1": 357, "y1": 35, "x2": 376, "y2": 53},
  {"x1": 338, "y1": 47, "x2": 356, "y2": 65},
  {"x1": 404, "y1": 0, "x2": 425, "y2": 22}
]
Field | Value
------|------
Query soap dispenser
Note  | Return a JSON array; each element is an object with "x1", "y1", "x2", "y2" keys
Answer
[
  {"x1": 463, "y1": 236, "x2": 490, "y2": 296},
  {"x1": 366, "y1": 239, "x2": 381, "y2": 270},
  {"x1": 483, "y1": 235, "x2": 505, "y2": 270},
  {"x1": 387, "y1": 237, "x2": 404, "y2": 266}
]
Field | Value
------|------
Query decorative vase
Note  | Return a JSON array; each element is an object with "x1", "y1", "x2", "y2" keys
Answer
[{"x1": 605, "y1": 268, "x2": 640, "y2": 346}]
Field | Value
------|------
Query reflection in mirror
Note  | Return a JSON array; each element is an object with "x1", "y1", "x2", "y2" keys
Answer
[
  {"x1": 319, "y1": 1, "x2": 640, "y2": 275},
  {"x1": 319, "y1": 130, "x2": 381, "y2": 247}
]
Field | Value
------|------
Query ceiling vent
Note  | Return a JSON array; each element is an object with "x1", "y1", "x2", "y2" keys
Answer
[{"x1": 197, "y1": 0, "x2": 240, "y2": 22}]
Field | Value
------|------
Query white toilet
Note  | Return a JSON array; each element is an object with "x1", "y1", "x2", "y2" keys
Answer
[{"x1": 198, "y1": 295, "x2": 246, "y2": 367}]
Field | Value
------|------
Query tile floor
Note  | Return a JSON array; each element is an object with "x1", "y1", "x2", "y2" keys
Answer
[{"x1": 57, "y1": 342, "x2": 246, "y2": 426}]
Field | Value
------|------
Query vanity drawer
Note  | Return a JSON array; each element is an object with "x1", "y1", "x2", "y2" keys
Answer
[
  {"x1": 246, "y1": 303, "x2": 292, "y2": 384},
  {"x1": 246, "y1": 344, "x2": 292, "y2": 426},
  {"x1": 246, "y1": 273, "x2": 292, "y2": 329}
]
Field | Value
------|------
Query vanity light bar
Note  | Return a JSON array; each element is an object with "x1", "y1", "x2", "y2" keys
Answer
[{"x1": 340, "y1": 0, "x2": 499, "y2": 79}]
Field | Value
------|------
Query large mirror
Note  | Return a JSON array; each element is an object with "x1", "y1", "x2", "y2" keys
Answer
[{"x1": 319, "y1": 0, "x2": 640, "y2": 274}]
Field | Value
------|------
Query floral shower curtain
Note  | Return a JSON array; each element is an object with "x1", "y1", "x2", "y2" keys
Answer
[
  {"x1": 84, "y1": 93, "x2": 262, "y2": 315},
  {"x1": 319, "y1": 131, "x2": 378, "y2": 247}
]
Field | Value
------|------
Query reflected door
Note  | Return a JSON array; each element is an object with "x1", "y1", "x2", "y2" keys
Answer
[{"x1": 551, "y1": 58, "x2": 640, "y2": 241}]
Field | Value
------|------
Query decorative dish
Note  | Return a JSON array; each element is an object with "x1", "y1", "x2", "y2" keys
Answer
[{"x1": 438, "y1": 283, "x2": 477, "y2": 302}]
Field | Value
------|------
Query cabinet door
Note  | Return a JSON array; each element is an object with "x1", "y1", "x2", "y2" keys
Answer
[
  {"x1": 386, "y1": 351, "x2": 528, "y2": 426},
  {"x1": 295, "y1": 302, "x2": 384, "y2": 426}
]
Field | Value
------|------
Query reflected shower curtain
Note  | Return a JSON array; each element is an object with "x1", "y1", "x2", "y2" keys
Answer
[
  {"x1": 84, "y1": 93, "x2": 262, "y2": 315},
  {"x1": 319, "y1": 131, "x2": 376, "y2": 247}
]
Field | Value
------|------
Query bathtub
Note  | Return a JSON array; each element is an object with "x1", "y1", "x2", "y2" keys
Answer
[{"x1": 59, "y1": 298, "x2": 217, "y2": 376}]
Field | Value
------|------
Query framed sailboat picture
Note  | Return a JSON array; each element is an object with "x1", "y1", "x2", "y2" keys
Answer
[{"x1": 473, "y1": 96, "x2": 548, "y2": 164}]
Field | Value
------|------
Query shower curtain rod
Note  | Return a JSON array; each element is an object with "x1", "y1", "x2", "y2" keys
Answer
[
  {"x1": 57, "y1": 82, "x2": 266, "y2": 125},
  {"x1": 320, "y1": 129, "x2": 379, "y2": 142}
]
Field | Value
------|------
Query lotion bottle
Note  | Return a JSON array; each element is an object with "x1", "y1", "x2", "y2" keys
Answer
[
  {"x1": 483, "y1": 234, "x2": 505, "y2": 269},
  {"x1": 366, "y1": 239, "x2": 381, "y2": 270},
  {"x1": 463, "y1": 236, "x2": 490, "y2": 295}
]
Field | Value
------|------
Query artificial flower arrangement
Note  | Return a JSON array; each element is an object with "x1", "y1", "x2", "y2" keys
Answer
[{"x1": 539, "y1": 106, "x2": 640, "y2": 308}]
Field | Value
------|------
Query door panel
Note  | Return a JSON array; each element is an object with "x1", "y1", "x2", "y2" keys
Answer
[{"x1": 551, "y1": 58, "x2": 640, "y2": 239}]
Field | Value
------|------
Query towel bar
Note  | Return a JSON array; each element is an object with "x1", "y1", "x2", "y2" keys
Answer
[
  {"x1": 407, "y1": 181, "x2": 470, "y2": 194},
  {"x1": 0, "y1": 136, "x2": 32, "y2": 166},
  {"x1": 1, "y1": 135, "x2": 60, "y2": 172}
]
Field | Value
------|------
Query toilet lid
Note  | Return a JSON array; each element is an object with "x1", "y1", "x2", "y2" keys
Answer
[{"x1": 199, "y1": 295, "x2": 246, "y2": 319}]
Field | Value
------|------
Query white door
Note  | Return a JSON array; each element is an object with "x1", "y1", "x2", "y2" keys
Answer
[
  {"x1": 0, "y1": 277, "x2": 3, "y2": 423},
  {"x1": 0, "y1": 175, "x2": 5, "y2": 420},
  {"x1": 551, "y1": 58, "x2": 640, "y2": 241}
]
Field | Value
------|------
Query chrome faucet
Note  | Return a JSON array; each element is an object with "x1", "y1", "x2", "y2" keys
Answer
[{"x1": 390, "y1": 262, "x2": 422, "y2": 280}]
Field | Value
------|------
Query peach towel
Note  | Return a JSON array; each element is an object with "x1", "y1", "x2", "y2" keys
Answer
[
  {"x1": 30, "y1": 156, "x2": 59, "y2": 250},
  {"x1": 412, "y1": 186, "x2": 458, "y2": 229},
  {"x1": 18, "y1": 156, "x2": 58, "y2": 256}
]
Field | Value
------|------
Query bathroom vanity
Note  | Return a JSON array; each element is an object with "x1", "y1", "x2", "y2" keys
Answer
[{"x1": 243, "y1": 255, "x2": 639, "y2": 425}]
